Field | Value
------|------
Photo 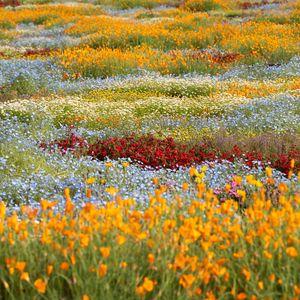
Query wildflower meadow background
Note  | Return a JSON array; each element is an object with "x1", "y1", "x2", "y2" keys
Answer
[{"x1": 0, "y1": 0, "x2": 299, "y2": 299}]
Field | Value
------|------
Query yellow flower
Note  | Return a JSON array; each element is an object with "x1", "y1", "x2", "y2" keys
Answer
[
  {"x1": 189, "y1": 167, "x2": 198, "y2": 177},
  {"x1": 15, "y1": 261, "x2": 26, "y2": 273},
  {"x1": 237, "y1": 190, "x2": 246, "y2": 202},
  {"x1": 224, "y1": 184, "x2": 231, "y2": 193},
  {"x1": 147, "y1": 253, "x2": 155, "y2": 264},
  {"x1": 34, "y1": 278, "x2": 47, "y2": 294},
  {"x1": 179, "y1": 274, "x2": 195, "y2": 288},
  {"x1": 116, "y1": 234, "x2": 126, "y2": 245},
  {"x1": 294, "y1": 285, "x2": 300, "y2": 295},
  {"x1": 0, "y1": 202, "x2": 6, "y2": 220},
  {"x1": 265, "y1": 167, "x2": 272, "y2": 177},
  {"x1": 40, "y1": 200, "x2": 58, "y2": 211},
  {"x1": 136, "y1": 231, "x2": 148, "y2": 240},
  {"x1": 233, "y1": 176, "x2": 242, "y2": 185},
  {"x1": 246, "y1": 175, "x2": 255, "y2": 184},
  {"x1": 80, "y1": 234, "x2": 90, "y2": 248},
  {"x1": 105, "y1": 162, "x2": 113, "y2": 168},
  {"x1": 82, "y1": 295, "x2": 90, "y2": 300},
  {"x1": 182, "y1": 182, "x2": 189, "y2": 191},
  {"x1": 9, "y1": 267, "x2": 14, "y2": 275},
  {"x1": 197, "y1": 172, "x2": 205, "y2": 180},
  {"x1": 136, "y1": 286, "x2": 145, "y2": 296},
  {"x1": 152, "y1": 177, "x2": 159, "y2": 185},
  {"x1": 233, "y1": 251, "x2": 244, "y2": 259},
  {"x1": 100, "y1": 247, "x2": 111, "y2": 258},
  {"x1": 258, "y1": 281, "x2": 264, "y2": 290},
  {"x1": 86, "y1": 188, "x2": 92, "y2": 198},
  {"x1": 60, "y1": 262, "x2": 69, "y2": 271},
  {"x1": 194, "y1": 177, "x2": 200, "y2": 184},
  {"x1": 286, "y1": 247, "x2": 298, "y2": 257},
  {"x1": 142, "y1": 277, "x2": 155, "y2": 292},
  {"x1": 86, "y1": 177, "x2": 96, "y2": 184},
  {"x1": 65, "y1": 199, "x2": 74, "y2": 214},
  {"x1": 254, "y1": 180, "x2": 263, "y2": 188},
  {"x1": 288, "y1": 170, "x2": 293, "y2": 179},
  {"x1": 47, "y1": 264, "x2": 53, "y2": 276},
  {"x1": 269, "y1": 274, "x2": 275, "y2": 282},
  {"x1": 71, "y1": 254, "x2": 76, "y2": 265},
  {"x1": 64, "y1": 188, "x2": 71, "y2": 201},
  {"x1": 122, "y1": 162, "x2": 130, "y2": 167},
  {"x1": 20, "y1": 272, "x2": 30, "y2": 282},
  {"x1": 98, "y1": 264, "x2": 107, "y2": 277},
  {"x1": 120, "y1": 261, "x2": 127, "y2": 269},
  {"x1": 263, "y1": 250, "x2": 272, "y2": 259},
  {"x1": 290, "y1": 159, "x2": 295, "y2": 169},
  {"x1": 105, "y1": 187, "x2": 119, "y2": 196},
  {"x1": 278, "y1": 183, "x2": 288, "y2": 193},
  {"x1": 241, "y1": 268, "x2": 251, "y2": 281},
  {"x1": 147, "y1": 239, "x2": 155, "y2": 248},
  {"x1": 2, "y1": 280, "x2": 9, "y2": 289}
]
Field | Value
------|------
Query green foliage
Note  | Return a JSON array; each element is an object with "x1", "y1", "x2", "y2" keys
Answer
[
  {"x1": 96, "y1": 0, "x2": 160, "y2": 9},
  {"x1": 0, "y1": 109, "x2": 32, "y2": 122},
  {"x1": 185, "y1": 0, "x2": 221, "y2": 12},
  {"x1": 135, "y1": 11, "x2": 158, "y2": 19},
  {"x1": 34, "y1": 14, "x2": 59, "y2": 25},
  {"x1": 77, "y1": 60, "x2": 139, "y2": 79},
  {"x1": 0, "y1": 31, "x2": 11, "y2": 41},
  {"x1": 18, "y1": 14, "x2": 59, "y2": 25},
  {"x1": 31, "y1": 0, "x2": 52, "y2": 4},
  {"x1": 8, "y1": 75, "x2": 37, "y2": 96},
  {"x1": 0, "y1": 20, "x2": 15, "y2": 30},
  {"x1": 110, "y1": 82, "x2": 215, "y2": 98}
]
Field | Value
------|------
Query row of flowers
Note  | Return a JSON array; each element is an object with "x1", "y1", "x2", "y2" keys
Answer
[
  {"x1": 0, "y1": 172, "x2": 299, "y2": 299},
  {"x1": 40, "y1": 131, "x2": 300, "y2": 175}
]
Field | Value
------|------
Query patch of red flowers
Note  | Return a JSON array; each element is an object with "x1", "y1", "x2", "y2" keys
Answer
[
  {"x1": 40, "y1": 132, "x2": 300, "y2": 175},
  {"x1": 0, "y1": 0, "x2": 20, "y2": 7},
  {"x1": 210, "y1": 53, "x2": 243, "y2": 64},
  {"x1": 185, "y1": 49, "x2": 243, "y2": 65},
  {"x1": 23, "y1": 48, "x2": 51, "y2": 58}
]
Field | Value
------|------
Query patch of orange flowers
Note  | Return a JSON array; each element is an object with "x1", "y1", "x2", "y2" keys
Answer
[{"x1": 0, "y1": 171, "x2": 299, "y2": 298}]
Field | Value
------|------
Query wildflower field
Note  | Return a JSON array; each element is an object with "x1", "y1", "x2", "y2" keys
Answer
[{"x1": 0, "y1": 0, "x2": 300, "y2": 298}]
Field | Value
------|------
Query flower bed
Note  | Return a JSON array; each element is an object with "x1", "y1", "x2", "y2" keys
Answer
[
  {"x1": 41, "y1": 132, "x2": 300, "y2": 175},
  {"x1": 0, "y1": 0, "x2": 299, "y2": 298}
]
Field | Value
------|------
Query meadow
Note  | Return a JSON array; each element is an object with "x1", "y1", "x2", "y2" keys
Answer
[{"x1": 0, "y1": 0, "x2": 299, "y2": 299}]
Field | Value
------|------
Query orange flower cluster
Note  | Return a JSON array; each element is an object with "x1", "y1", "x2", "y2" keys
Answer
[
  {"x1": 0, "y1": 5, "x2": 104, "y2": 26},
  {"x1": 1, "y1": 3, "x2": 298, "y2": 73},
  {"x1": 225, "y1": 79, "x2": 300, "y2": 98},
  {"x1": 0, "y1": 172, "x2": 299, "y2": 298},
  {"x1": 65, "y1": 13, "x2": 299, "y2": 55},
  {"x1": 54, "y1": 12, "x2": 299, "y2": 76}
]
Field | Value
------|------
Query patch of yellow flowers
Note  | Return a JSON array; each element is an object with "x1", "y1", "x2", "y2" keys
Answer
[{"x1": 0, "y1": 168, "x2": 299, "y2": 299}]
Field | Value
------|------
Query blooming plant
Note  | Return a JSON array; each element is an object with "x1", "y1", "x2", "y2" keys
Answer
[
  {"x1": 0, "y1": 177, "x2": 299, "y2": 299},
  {"x1": 41, "y1": 132, "x2": 300, "y2": 175}
]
